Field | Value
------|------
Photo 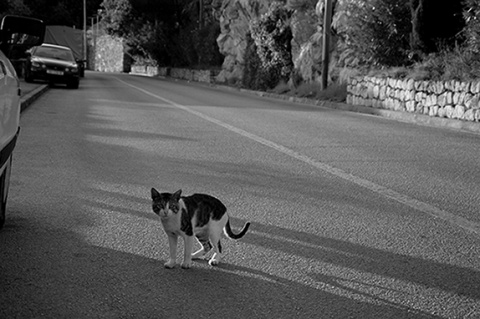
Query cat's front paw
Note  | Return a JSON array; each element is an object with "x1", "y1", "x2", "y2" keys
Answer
[
  {"x1": 164, "y1": 260, "x2": 176, "y2": 269},
  {"x1": 181, "y1": 261, "x2": 192, "y2": 269}
]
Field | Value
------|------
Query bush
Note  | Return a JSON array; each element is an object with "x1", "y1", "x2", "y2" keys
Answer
[
  {"x1": 247, "y1": 1, "x2": 293, "y2": 90},
  {"x1": 286, "y1": 0, "x2": 317, "y2": 12},
  {"x1": 242, "y1": 33, "x2": 263, "y2": 89},
  {"x1": 342, "y1": 0, "x2": 411, "y2": 67},
  {"x1": 410, "y1": 0, "x2": 465, "y2": 54},
  {"x1": 413, "y1": 47, "x2": 480, "y2": 81},
  {"x1": 193, "y1": 22, "x2": 224, "y2": 68},
  {"x1": 463, "y1": 0, "x2": 480, "y2": 53}
]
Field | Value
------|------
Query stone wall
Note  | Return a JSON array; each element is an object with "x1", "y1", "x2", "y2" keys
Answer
[
  {"x1": 130, "y1": 66, "x2": 218, "y2": 84},
  {"x1": 347, "y1": 76, "x2": 480, "y2": 122},
  {"x1": 90, "y1": 35, "x2": 126, "y2": 73}
]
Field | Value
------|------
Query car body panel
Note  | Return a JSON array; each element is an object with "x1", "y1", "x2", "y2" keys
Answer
[{"x1": 0, "y1": 49, "x2": 20, "y2": 154}]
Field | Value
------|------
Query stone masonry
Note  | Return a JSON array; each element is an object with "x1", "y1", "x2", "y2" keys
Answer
[{"x1": 347, "y1": 76, "x2": 480, "y2": 122}]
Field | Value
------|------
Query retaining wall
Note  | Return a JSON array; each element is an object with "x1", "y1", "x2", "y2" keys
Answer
[
  {"x1": 347, "y1": 77, "x2": 480, "y2": 122},
  {"x1": 130, "y1": 66, "x2": 217, "y2": 84}
]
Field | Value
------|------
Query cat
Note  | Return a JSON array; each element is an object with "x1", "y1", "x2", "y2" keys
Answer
[{"x1": 150, "y1": 188, "x2": 250, "y2": 269}]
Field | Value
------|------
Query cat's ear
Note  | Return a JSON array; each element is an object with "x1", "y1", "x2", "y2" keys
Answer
[
  {"x1": 172, "y1": 189, "x2": 182, "y2": 201},
  {"x1": 151, "y1": 188, "x2": 160, "y2": 199}
]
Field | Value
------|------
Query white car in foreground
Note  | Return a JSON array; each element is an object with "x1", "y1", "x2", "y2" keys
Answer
[{"x1": 0, "y1": 15, "x2": 45, "y2": 229}]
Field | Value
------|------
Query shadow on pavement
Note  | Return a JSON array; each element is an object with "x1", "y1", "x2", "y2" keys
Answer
[
  {"x1": 239, "y1": 220, "x2": 480, "y2": 303},
  {"x1": 1, "y1": 212, "x2": 442, "y2": 318}
]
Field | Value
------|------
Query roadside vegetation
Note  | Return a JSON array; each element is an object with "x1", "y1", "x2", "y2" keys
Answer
[
  {"x1": 244, "y1": 0, "x2": 480, "y2": 102},
  {"x1": 2, "y1": 0, "x2": 479, "y2": 103},
  {"x1": 100, "y1": 0, "x2": 224, "y2": 69},
  {"x1": 342, "y1": 0, "x2": 480, "y2": 82}
]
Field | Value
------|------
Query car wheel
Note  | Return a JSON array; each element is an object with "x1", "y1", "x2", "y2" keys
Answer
[
  {"x1": 24, "y1": 68, "x2": 33, "y2": 83},
  {"x1": 67, "y1": 79, "x2": 79, "y2": 89},
  {"x1": 0, "y1": 157, "x2": 12, "y2": 230}
]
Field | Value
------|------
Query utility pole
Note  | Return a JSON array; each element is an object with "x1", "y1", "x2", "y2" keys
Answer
[
  {"x1": 83, "y1": 0, "x2": 87, "y2": 66},
  {"x1": 321, "y1": 0, "x2": 333, "y2": 90},
  {"x1": 199, "y1": 0, "x2": 203, "y2": 27}
]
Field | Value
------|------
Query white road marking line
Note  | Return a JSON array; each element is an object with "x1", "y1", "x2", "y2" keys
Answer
[{"x1": 117, "y1": 77, "x2": 480, "y2": 236}]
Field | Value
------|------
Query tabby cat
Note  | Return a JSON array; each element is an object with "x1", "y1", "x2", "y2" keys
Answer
[{"x1": 150, "y1": 188, "x2": 250, "y2": 269}]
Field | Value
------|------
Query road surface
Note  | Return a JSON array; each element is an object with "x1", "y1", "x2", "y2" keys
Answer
[{"x1": 1, "y1": 72, "x2": 479, "y2": 318}]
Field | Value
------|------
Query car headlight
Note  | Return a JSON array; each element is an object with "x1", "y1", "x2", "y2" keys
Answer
[
  {"x1": 31, "y1": 61, "x2": 45, "y2": 68},
  {"x1": 66, "y1": 66, "x2": 78, "y2": 73}
]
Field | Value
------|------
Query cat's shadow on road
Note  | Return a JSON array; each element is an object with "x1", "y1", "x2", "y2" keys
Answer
[{"x1": 229, "y1": 218, "x2": 480, "y2": 303}]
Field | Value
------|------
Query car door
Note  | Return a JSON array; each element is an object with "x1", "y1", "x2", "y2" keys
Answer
[{"x1": 0, "y1": 53, "x2": 20, "y2": 147}]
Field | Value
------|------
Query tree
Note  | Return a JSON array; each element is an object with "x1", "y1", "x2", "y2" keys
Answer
[
  {"x1": 249, "y1": 1, "x2": 293, "y2": 89},
  {"x1": 410, "y1": 0, "x2": 465, "y2": 54},
  {"x1": 101, "y1": 0, "x2": 222, "y2": 68},
  {"x1": 342, "y1": 0, "x2": 411, "y2": 67},
  {"x1": 1, "y1": 0, "x2": 103, "y2": 28},
  {"x1": 0, "y1": 0, "x2": 31, "y2": 18},
  {"x1": 463, "y1": 0, "x2": 480, "y2": 53}
]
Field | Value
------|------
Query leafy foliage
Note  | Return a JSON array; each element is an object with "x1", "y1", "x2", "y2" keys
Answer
[
  {"x1": 1, "y1": 0, "x2": 103, "y2": 28},
  {"x1": 101, "y1": 0, "x2": 159, "y2": 65},
  {"x1": 463, "y1": 0, "x2": 480, "y2": 53},
  {"x1": 247, "y1": 1, "x2": 293, "y2": 90},
  {"x1": 0, "y1": 0, "x2": 31, "y2": 18},
  {"x1": 242, "y1": 33, "x2": 263, "y2": 89},
  {"x1": 101, "y1": 0, "x2": 222, "y2": 68},
  {"x1": 341, "y1": 0, "x2": 412, "y2": 67},
  {"x1": 410, "y1": 0, "x2": 465, "y2": 54},
  {"x1": 286, "y1": 0, "x2": 317, "y2": 12},
  {"x1": 415, "y1": 48, "x2": 480, "y2": 81}
]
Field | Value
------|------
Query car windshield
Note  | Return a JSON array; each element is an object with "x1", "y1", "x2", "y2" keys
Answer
[{"x1": 34, "y1": 46, "x2": 74, "y2": 61}]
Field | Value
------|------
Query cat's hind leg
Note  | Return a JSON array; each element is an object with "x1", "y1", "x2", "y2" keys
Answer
[
  {"x1": 192, "y1": 234, "x2": 212, "y2": 260},
  {"x1": 208, "y1": 236, "x2": 223, "y2": 266},
  {"x1": 208, "y1": 216, "x2": 227, "y2": 266}
]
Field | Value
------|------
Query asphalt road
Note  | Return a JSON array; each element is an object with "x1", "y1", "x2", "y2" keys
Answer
[{"x1": 1, "y1": 72, "x2": 479, "y2": 318}]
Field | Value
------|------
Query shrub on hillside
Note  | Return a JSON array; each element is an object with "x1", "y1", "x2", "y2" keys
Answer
[
  {"x1": 247, "y1": 1, "x2": 293, "y2": 90},
  {"x1": 242, "y1": 33, "x2": 262, "y2": 89},
  {"x1": 286, "y1": 0, "x2": 317, "y2": 12},
  {"x1": 463, "y1": 0, "x2": 480, "y2": 53},
  {"x1": 342, "y1": 0, "x2": 411, "y2": 67},
  {"x1": 410, "y1": 0, "x2": 465, "y2": 54},
  {"x1": 193, "y1": 22, "x2": 224, "y2": 68}
]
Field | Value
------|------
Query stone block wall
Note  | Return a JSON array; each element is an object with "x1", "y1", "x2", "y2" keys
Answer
[
  {"x1": 92, "y1": 35, "x2": 125, "y2": 73},
  {"x1": 130, "y1": 66, "x2": 218, "y2": 84},
  {"x1": 347, "y1": 77, "x2": 480, "y2": 122}
]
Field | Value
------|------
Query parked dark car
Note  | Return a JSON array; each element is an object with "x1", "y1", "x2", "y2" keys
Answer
[{"x1": 24, "y1": 43, "x2": 80, "y2": 89}]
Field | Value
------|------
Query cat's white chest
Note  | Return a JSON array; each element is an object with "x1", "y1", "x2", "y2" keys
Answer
[{"x1": 160, "y1": 215, "x2": 181, "y2": 235}]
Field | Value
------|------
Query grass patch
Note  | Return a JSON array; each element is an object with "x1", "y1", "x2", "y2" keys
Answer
[
  {"x1": 270, "y1": 81, "x2": 347, "y2": 102},
  {"x1": 271, "y1": 80, "x2": 291, "y2": 94},
  {"x1": 315, "y1": 83, "x2": 347, "y2": 102},
  {"x1": 358, "y1": 47, "x2": 480, "y2": 82}
]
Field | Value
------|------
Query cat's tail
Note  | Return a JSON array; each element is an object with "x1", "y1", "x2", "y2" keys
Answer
[{"x1": 224, "y1": 220, "x2": 250, "y2": 240}]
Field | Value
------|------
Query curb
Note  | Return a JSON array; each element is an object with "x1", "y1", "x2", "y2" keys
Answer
[{"x1": 20, "y1": 84, "x2": 49, "y2": 113}]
